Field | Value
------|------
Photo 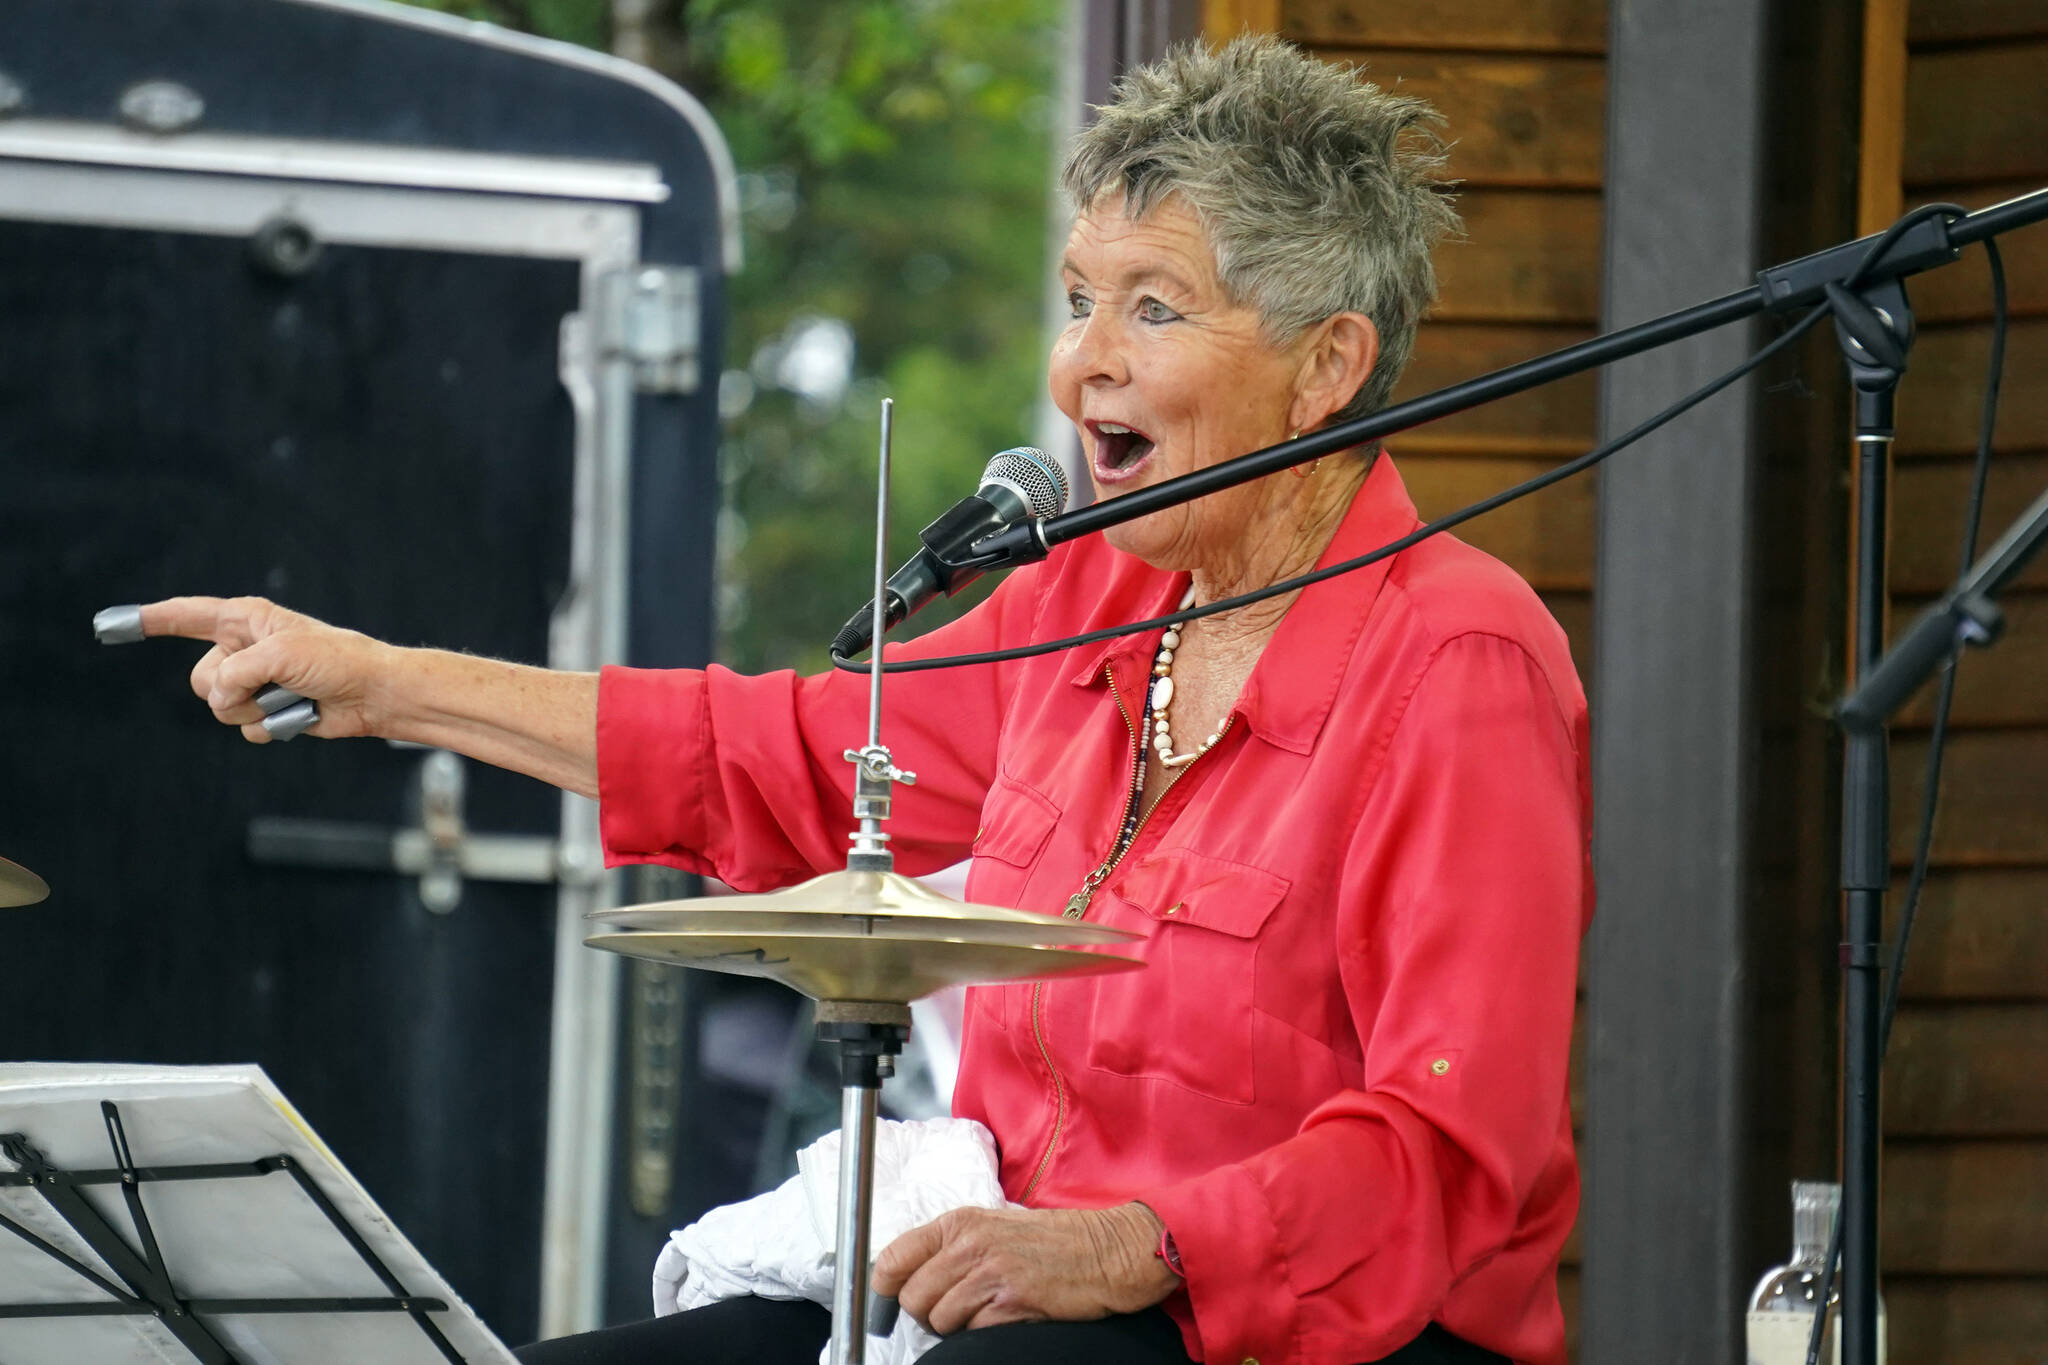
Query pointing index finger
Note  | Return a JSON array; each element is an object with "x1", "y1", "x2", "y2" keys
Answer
[{"x1": 133, "y1": 597, "x2": 238, "y2": 645}]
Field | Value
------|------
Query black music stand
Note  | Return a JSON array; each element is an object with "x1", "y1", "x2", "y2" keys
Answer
[{"x1": 0, "y1": 1064, "x2": 516, "y2": 1364}]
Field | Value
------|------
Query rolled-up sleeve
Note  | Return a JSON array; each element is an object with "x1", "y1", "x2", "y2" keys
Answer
[
  {"x1": 1137, "y1": 632, "x2": 1589, "y2": 1365},
  {"x1": 596, "y1": 565, "x2": 1047, "y2": 890}
]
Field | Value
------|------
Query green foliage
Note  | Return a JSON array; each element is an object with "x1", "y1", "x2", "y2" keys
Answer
[
  {"x1": 684, "y1": 0, "x2": 1064, "y2": 673},
  {"x1": 397, "y1": 0, "x2": 1065, "y2": 675}
]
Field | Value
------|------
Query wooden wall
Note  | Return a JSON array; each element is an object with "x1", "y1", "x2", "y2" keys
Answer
[
  {"x1": 1876, "y1": 1, "x2": 2048, "y2": 1359},
  {"x1": 1203, "y1": 0, "x2": 1606, "y2": 1351},
  {"x1": 1243, "y1": 0, "x2": 1606, "y2": 694},
  {"x1": 1191, "y1": 1, "x2": 2048, "y2": 1359}
]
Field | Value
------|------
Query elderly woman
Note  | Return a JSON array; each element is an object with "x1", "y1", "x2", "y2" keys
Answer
[{"x1": 142, "y1": 36, "x2": 1586, "y2": 1365}]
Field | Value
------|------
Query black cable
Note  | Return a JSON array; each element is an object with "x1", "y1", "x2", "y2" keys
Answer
[
  {"x1": 1883, "y1": 234, "x2": 2004, "y2": 1058},
  {"x1": 1801, "y1": 229, "x2": 2006, "y2": 1365},
  {"x1": 831, "y1": 201, "x2": 1970, "y2": 677}
]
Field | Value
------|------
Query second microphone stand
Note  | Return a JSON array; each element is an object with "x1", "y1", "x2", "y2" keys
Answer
[{"x1": 1829, "y1": 274, "x2": 1916, "y2": 1365}]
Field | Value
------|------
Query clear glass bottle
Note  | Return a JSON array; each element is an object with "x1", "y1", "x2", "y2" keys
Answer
[{"x1": 1745, "y1": 1180, "x2": 1886, "y2": 1365}]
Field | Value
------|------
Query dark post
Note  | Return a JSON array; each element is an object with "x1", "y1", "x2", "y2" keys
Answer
[{"x1": 1583, "y1": 2, "x2": 1775, "y2": 1360}]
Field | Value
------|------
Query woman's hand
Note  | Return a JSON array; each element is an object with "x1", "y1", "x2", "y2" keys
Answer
[
  {"x1": 135, "y1": 595, "x2": 602, "y2": 795},
  {"x1": 140, "y1": 595, "x2": 393, "y2": 743},
  {"x1": 871, "y1": 1202, "x2": 1180, "y2": 1336}
]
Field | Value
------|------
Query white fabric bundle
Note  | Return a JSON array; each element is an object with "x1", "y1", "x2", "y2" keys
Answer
[{"x1": 652, "y1": 1116, "x2": 1014, "y2": 1365}]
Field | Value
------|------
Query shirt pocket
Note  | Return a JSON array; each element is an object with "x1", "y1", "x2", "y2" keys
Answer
[
  {"x1": 969, "y1": 771, "x2": 1060, "y2": 872},
  {"x1": 1086, "y1": 849, "x2": 1291, "y2": 1105},
  {"x1": 963, "y1": 773, "x2": 1063, "y2": 1032}
]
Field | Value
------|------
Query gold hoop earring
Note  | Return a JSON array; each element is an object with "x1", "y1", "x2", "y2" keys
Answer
[{"x1": 1288, "y1": 431, "x2": 1320, "y2": 478}]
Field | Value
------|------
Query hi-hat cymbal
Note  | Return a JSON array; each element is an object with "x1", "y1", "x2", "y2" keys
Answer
[
  {"x1": 589, "y1": 868, "x2": 1141, "y2": 948},
  {"x1": 591, "y1": 903, "x2": 1135, "y2": 947},
  {"x1": 586, "y1": 926, "x2": 1144, "y2": 1004},
  {"x1": 1, "y1": 855, "x2": 49, "y2": 908}
]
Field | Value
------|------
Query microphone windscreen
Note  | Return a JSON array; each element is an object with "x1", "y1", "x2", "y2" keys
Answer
[{"x1": 980, "y1": 446, "x2": 1067, "y2": 519}]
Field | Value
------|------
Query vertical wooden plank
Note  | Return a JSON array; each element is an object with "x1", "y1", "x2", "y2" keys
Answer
[
  {"x1": 1202, "y1": 0, "x2": 1281, "y2": 44},
  {"x1": 1859, "y1": 0, "x2": 1908, "y2": 232},
  {"x1": 1845, "y1": 0, "x2": 1908, "y2": 759}
]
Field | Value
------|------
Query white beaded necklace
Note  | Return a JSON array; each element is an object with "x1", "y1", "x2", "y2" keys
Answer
[{"x1": 1149, "y1": 586, "x2": 1219, "y2": 768}]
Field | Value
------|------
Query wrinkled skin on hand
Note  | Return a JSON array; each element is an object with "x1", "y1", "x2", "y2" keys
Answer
[
  {"x1": 871, "y1": 1202, "x2": 1180, "y2": 1337},
  {"x1": 138, "y1": 595, "x2": 393, "y2": 743}
]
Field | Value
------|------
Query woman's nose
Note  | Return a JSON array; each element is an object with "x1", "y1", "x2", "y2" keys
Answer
[{"x1": 1057, "y1": 312, "x2": 1128, "y2": 388}]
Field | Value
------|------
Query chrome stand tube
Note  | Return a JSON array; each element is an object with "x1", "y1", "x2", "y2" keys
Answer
[{"x1": 829, "y1": 1080, "x2": 883, "y2": 1365}]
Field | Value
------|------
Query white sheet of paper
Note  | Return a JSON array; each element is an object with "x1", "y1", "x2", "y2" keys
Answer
[{"x1": 0, "y1": 1062, "x2": 517, "y2": 1365}]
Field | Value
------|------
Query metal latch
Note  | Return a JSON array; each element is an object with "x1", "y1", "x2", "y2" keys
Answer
[
  {"x1": 247, "y1": 748, "x2": 599, "y2": 912},
  {"x1": 597, "y1": 265, "x2": 700, "y2": 394}
]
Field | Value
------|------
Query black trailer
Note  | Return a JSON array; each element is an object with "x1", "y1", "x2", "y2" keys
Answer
[{"x1": 0, "y1": 0, "x2": 734, "y2": 1343}]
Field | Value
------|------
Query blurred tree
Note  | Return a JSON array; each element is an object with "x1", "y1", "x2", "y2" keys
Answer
[{"x1": 400, "y1": 0, "x2": 1066, "y2": 673}]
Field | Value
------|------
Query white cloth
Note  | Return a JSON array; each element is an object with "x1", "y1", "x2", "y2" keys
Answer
[{"x1": 653, "y1": 1116, "x2": 1014, "y2": 1365}]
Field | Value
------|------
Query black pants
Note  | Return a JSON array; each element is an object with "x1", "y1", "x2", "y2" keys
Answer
[{"x1": 513, "y1": 1296, "x2": 1509, "y2": 1365}]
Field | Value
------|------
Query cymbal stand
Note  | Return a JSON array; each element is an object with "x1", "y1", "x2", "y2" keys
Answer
[{"x1": 826, "y1": 398, "x2": 918, "y2": 1365}]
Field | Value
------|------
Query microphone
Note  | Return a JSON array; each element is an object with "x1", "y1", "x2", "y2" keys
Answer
[{"x1": 833, "y1": 447, "x2": 1067, "y2": 658}]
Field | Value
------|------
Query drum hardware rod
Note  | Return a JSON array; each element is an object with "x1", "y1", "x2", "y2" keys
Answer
[
  {"x1": 823, "y1": 400, "x2": 919, "y2": 1364},
  {"x1": 868, "y1": 399, "x2": 890, "y2": 754},
  {"x1": 819, "y1": 1003, "x2": 910, "y2": 1365},
  {"x1": 843, "y1": 398, "x2": 916, "y2": 876}
]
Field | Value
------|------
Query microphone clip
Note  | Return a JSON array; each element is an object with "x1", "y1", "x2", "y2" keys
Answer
[{"x1": 914, "y1": 495, "x2": 1042, "y2": 586}]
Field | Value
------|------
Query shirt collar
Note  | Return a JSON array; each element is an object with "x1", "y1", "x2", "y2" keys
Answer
[{"x1": 1064, "y1": 453, "x2": 1422, "y2": 754}]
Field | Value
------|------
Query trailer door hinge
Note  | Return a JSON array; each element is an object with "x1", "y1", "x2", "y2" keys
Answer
[
  {"x1": 598, "y1": 265, "x2": 700, "y2": 395},
  {"x1": 246, "y1": 749, "x2": 597, "y2": 913}
]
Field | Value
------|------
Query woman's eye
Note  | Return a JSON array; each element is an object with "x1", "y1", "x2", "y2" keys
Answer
[
  {"x1": 1137, "y1": 297, "x2": 1182, "y2": 323},
  {"x1": 1066, "y1": 290, "x2": 1093, "y2": 318}
]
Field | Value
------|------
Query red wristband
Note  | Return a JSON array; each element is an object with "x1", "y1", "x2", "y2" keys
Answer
[{"x1": 1156, "y1": 1226, "x2": 1185, "y2": 1279}]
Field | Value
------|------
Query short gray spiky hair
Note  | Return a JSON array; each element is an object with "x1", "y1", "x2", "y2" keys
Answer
[{"x1": 1063, "y1": 36, "x2": 1459, "y2": 431}]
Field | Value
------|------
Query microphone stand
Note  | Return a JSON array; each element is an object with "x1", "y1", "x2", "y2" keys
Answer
[
  {"x1": 1831, "y1": 275, "x2": 1913, "y2": 1365},
  {"x1": 933, "y1": 184, "x2": 2048, "y2": 1365},
  {"x1": 967, "y1": 186, "x2": 2048, "y2": 572}
]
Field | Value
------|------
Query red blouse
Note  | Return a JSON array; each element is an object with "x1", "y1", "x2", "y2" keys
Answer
[{"x1": 597, "y1": 454, "x2": 1591, "y2": 1365}]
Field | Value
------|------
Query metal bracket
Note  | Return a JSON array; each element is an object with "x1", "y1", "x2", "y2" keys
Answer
[
  {"x1": 596, "y1": 265, "x2": 700, "y2": 394},
  {"x1": 246, "y1": 749, "x2": 593, "y2": 912},
  {"x1": 842, "y1": 742, "x2": 917, "y2": 823}
]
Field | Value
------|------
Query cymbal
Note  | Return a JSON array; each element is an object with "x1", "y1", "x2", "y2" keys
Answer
[
  {"x1": 585, "y1": 926, "x2": 1144, "y2": 1004},
  {"x1": 589, "y1": 868, "x2": 1141, "y2": 948},
  {"x1": 1, "y1": 855, "x2": 49, "y2": 908},
  {"x1": 592, "y1": 903, "x2": 1136, "y2": 947}
]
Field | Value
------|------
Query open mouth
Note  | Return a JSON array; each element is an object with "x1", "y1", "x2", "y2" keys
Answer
[{"x1": 1088, "y1": 420, "x2": 1156, "y2": 478}]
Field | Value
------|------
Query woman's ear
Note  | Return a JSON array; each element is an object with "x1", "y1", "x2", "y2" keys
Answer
[{"x1": 1289, "y1": 312, "x2": 1380, "y2": 433}]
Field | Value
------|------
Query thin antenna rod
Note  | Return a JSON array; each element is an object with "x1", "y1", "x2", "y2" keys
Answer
[{"x1": 868, "y1": 399, "x2": 893, "y2": 748}]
